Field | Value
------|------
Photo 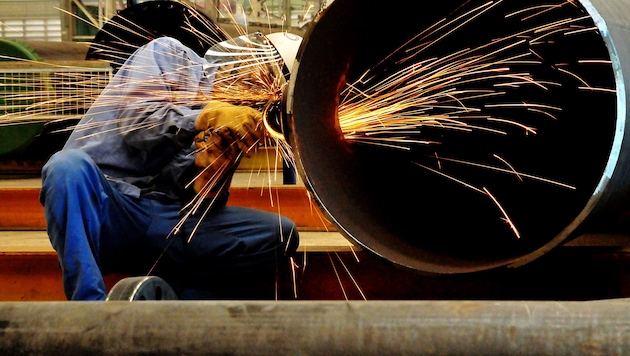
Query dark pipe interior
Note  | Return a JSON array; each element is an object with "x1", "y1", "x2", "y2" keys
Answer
[{"x1": 287, "y1": 0, "x2": 617, "y2": 273}]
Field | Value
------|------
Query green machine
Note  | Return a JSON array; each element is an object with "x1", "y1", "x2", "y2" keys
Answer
[
  {"x1": 0, "y1": 1, "x2": 225, "y2": 176},
  {"x1": 0, "y1": 39, "x2": 44, "y2": 158},
  {"x1": 0, "y1": 39, "x2": 112, "y2": 176}
]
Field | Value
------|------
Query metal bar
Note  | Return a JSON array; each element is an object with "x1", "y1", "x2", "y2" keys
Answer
[{"x1": 1, "y1": 300, "x2": 630, "y2": 355}]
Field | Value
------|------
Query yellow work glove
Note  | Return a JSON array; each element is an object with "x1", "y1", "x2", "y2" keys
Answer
[
  {"x1": 192, "y1": 102, "x2": 264, "y2": 195},
  {"x1": 195, "y1": 101, "x2": 264, "y2": 153},
  {"x1": 192, "y1": 129, "x2": 241, "y2": 195}
]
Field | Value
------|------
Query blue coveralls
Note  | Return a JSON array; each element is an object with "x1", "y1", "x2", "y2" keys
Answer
[{"x1": 39, "y1": 37, "x2": 299, "y2": 300}]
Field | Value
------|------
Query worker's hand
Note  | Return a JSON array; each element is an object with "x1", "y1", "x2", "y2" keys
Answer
[
  {"x1": 192, "y1": 130, "x2": 241, "y2": 195},
  {"x1": 195, "y1": 101, "x2": 264, "y2": 153}
]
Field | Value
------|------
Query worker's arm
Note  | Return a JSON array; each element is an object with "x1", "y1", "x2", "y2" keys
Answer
[
  {"x1": 110, "y1": 37, "x2": 212, "y2": 168},
  {"x1": 192, "y1": 102, "x2": 264, "y2": 194}
]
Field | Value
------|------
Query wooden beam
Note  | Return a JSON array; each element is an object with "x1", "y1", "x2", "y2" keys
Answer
[
  {"x1": 0, "y1": 186, "x2": 334, "y2": 231},
  {"x1": 0, "y1": 231, "x2": 356, "y2": 254}
]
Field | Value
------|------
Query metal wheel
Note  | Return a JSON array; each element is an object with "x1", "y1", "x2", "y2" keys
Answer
[{"x1": 106, "y1": 276, "x2": 178, "y2": 301}]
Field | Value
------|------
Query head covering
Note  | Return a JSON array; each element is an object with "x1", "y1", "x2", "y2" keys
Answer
[
  {"x1": 265, "y1": 32, "x2": 302, "y2": 73},
  {"x1": 203, "y1": 31, "x2": 302, "y2": 81}
]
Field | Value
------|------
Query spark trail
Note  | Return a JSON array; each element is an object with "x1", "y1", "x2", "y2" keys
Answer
[
  {"x1": 336, "y1": 0, "x2": 615, "y2": 239},
  {"x1": 0, "y1": 1, "x2": 297, "y2": 198},
  {"x1": 0, "y1": 1, "x2": 307, "y2": 298},
  {"x1": 0, "y1": 0, "x2": 618, "y2": 295}
]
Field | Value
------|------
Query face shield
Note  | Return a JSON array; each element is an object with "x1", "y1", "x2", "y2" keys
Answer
[
  {"x1": 203, "y1": 32, "x2": 287, "y2": 104},
  {"x1": 203, "y1": 31, "x2": 302, "y2": 138}
]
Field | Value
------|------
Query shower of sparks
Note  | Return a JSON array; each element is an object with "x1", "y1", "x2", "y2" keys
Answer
[
  {"x1": 339, "y1": 2, "x2": 590, "y2": 149},
  {"x1": 0, "y1": 0, "x2": 297, "y2": 190},
  {"x1": 0, "y1": 1, "x2": 310, "y2": 298},
  {"x1": 336, "y1": 0, "x2": 614, "y2": 239},
  {"x1": 0, "y1": 0, "x2": 618, "y2": 297}
]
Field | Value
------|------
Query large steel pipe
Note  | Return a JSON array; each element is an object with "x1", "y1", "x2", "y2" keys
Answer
[
  {"x1": 2, "y1": 300, "x2": 630, "y2": 355},
  {"x1": 285, "y1": 0, "x2": 630, "y2": 274}
]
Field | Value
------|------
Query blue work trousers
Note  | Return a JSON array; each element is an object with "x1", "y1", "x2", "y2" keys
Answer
[{"x1": 40, "y1": 149, "x2": 299, "y2": 300}]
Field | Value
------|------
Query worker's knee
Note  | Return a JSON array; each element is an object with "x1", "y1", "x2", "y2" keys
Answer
[
  {"x1": 40, "y1": 149, "x2": 102, "y2": 206},
  {"x1": 43, "y1": 149, "x2": 93, "y2": 179}
]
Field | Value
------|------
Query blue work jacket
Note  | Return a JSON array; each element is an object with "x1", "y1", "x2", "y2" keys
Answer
[{"x1": 64, "y1": 37, "x2": 218, "y2": 200}]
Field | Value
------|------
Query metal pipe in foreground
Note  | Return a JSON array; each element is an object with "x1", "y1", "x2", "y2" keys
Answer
[{"x1": 1, "y1": 300, "x2": 630, "y2": 355}]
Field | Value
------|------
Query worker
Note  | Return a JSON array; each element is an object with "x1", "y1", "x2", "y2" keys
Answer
[{"x1": 39, "y1": 32, "x2": 303, "y2": 300}]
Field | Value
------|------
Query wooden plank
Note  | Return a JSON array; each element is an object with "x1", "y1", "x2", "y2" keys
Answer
[
  {"x1": 0, "y1": 230, "x2": 53, "y2": 252},
  {"x1": 294, "y1": 231, "x2": 358, "y2": 252},
  {"x1": 0, "y1": 189, "x2": 46, "y2": 230},
  {"x1": 0, "y1": 230, "x2": 356, "y2": 254},
  {"x1": 227, "y1": 187, "x2": 334, "y2": 230},
  {"x1": 0, "y1": 254, "x2": 66, "y2": 301},
  {"x1": 4, "y1": 247, "x2": 630, "y2": 302},
  {"x1": 0, "y1": 230, "x2": 358, "y2": 301},
  {"x1": 0, "y1": 185, "x2": 334, "y2": 231},
  {"x1": 0, "y1": 254, "x2": 126, "y2": 301}
]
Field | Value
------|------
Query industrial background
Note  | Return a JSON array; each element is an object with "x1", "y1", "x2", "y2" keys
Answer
[{"x1": 1, "y1": 0, "x2": 630, "y2": 354}]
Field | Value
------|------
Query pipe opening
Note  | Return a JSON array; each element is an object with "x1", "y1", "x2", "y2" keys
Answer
[{"x1": 288, "y1": 0, "x2": 618, "y2": 273}]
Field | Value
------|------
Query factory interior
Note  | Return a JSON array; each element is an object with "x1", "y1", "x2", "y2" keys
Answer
[{"x1": 1, "y1": 0, "x2": 630, "y2": 354}]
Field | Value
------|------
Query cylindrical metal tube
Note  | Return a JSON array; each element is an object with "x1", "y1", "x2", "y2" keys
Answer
[
  {"x1": 286, "y1": 0, "x2": 630, "y2": 274},
  {"x1": 1, "y1": 300, "x2": 630, "y2": 355}
]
